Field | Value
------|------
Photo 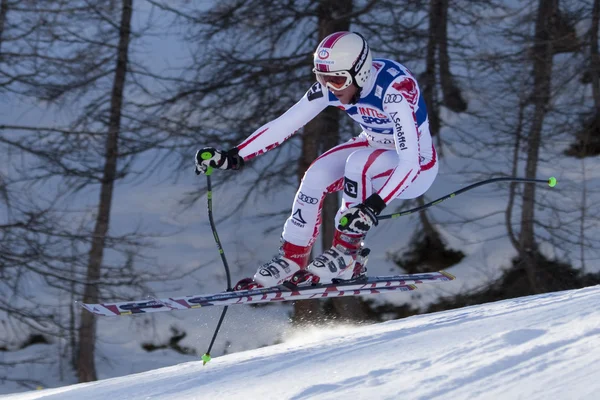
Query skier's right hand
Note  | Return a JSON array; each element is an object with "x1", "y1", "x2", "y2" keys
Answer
[{"x1": 195, "y1": 147, "x2": 245, "y2": 175}]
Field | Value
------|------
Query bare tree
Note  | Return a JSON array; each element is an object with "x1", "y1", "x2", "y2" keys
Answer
[
  {"x1": 433, "y1": 0, "x2": 468, "y2": 115},
  {"x1": 1, "y1": 0, "x2": 184, "y2": 384},
  {"x1": 152, "y1": 0, "x2": 473, "y2": 323},
  {"x1": 362, "y1": 0, "x2": 474, "y2": 276},
  {"x1": 0, "y1": 0, "x2": 8, "y2": 54},
  {"x1": 150, "y1": 0, "x2": 384, "y2": 323},
  {"x1": 77, "y1": 0, "x2": 133, "y2": 382},
  {"x1": 427, "y1": 0, "x2": 600, "y2": 298},
  {"x1": 565, "y1": 0, "x2": 600, "y2": 156},
  {"x1": 591, "y1": 0, "x2": 600, "y2": 118},
  {"x1": 518, "y1": 0, "x2": 558, "y2": 293},
  {"x1": 295, "y1": 0, "x2": 365, "y2": 323}
]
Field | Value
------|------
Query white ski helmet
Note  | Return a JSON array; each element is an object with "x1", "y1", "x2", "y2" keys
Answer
[{"x1": 313, "y1": 31, "x2": 372, "y2": 92}]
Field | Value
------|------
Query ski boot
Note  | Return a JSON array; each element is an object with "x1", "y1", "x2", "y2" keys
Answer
[
  {"x1": 233, "y1": 241, "x2": 311, "y2": 290},
  {"x1": 336, "y1": 247, "x2": 370, "y2": 283},
  {"x1": 288, "y1": 269, "x2": 320, "y2": 287},
  {"x1": 233, "y1": 278, "x2": 262, "y2": 291},
  {"x1": 307, "y1": 230, "x2": 366, "y2": 284}
]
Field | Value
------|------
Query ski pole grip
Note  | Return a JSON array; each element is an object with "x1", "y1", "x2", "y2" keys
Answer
[{"x1": 201, "y1": 151, "x2": 214, "y2": 175}]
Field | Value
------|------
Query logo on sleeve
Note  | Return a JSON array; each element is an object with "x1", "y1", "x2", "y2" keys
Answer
[
  {"x1": 307, "y1": 82, "x2": 324, "y2": 101},
  {"x1": 344, "y1": 178, "x2": 358, "y2": 198},
  {"x1": 389, "y1": 112, "x2": 408, "y2": 151},
  {"x1": 375, "y1": 85, "x2": 383, "y2": 98},
  {"x1": 297, "y1": 192, "x2": 319, "y2": 205},
  {"x1": 292, "y1": 209, "x2": 307, "y2": 227},
  {"x1": 392, "y1": 77, "x2": 418, "y2": 105},
  {"x1": 384, "y1": 93, "x2": 404, "y2": 103},
  {"x1": 386, "y1": 67, "x2": 400, "y2": 77}
]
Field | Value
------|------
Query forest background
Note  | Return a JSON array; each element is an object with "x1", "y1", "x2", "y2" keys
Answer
[{"x1": 1, "y1": 0, "x2": 598, "y2": 393}]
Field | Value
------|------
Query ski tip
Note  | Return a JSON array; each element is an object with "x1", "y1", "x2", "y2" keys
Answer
[
  {"x1": 439, "y1": 270, "x2": 456, "y2": 280},
  {"x1": 77, "y1": 301, "x2": 92, "y2": 313},
  {"x1": 202, "y1": 353, "x2": 212, "y2": 365}
]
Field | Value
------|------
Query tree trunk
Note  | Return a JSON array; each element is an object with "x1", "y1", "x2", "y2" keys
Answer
[
  {"x1": 565, "y1": 0, "x2": 599, "y2": 157},
  {"x1": 417, "y1": 197, "x2": 444, "y2": 250},
  {"x1": 435, "y1": 0, "x2": 467, "y2": 113},
  {"x1": 321, "y1": 111, "x2": 366, "y2": 321},
  {"x1": 591, "y1": 0, "x2": 600, "y2": 113},
  {"x1": 293, "y1": 114, "x2": 327, "y2": 323},
  {"x1": 550, "y1": 8, "x2": 580, "y2": 54},
  {"x1": 319, "y1": 108, "x2": 341, "y2": 252},
  {"x1": 317, "y1": 0, "x2": 368, "y2": 322},
  {"x1": 0, "y1": 0, "x2": 8, "y2": 55},
  {"x1": 589, "y1": 0, "x2": 600, "y2": 157},
  {"x1": 519, "y1": 0, "x2": 556, "y2": 294},
  {"x1": 423, "y1": 0, "x2": 440, "y2": 144},
  {"x1": 76, "y1": 0, "x2": 132, "y2": 382},
  {"x1": 506, "y1": 102, "x2": 526, "y2": 250},
  {"x1": 293, "y1": 0, "x2": 368, "y2": 324}
]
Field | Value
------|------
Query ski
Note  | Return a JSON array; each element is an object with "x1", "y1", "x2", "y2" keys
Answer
[{"x1": 80, "y1": 270, "x2": 455, "y2": 316}]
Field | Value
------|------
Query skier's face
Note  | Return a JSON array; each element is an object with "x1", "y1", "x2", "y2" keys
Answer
[
  {"x1": 330, "y1": 84, "x2": 357, "y2": 104},
  {"x1": 314, "y1": 70, "x2": 357, "y2": 104}
]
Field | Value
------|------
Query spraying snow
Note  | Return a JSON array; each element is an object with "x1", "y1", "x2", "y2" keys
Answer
[{"x1": 3, "y1": 285, "x2": 599, "y2": 400}]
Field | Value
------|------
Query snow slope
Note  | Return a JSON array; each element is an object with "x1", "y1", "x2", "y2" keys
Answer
[{"x1": 3, "y1": 285, "x2": 599, "y2": 400}]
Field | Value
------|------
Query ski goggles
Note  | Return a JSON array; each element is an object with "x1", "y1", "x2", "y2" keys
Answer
[{"x1": 313, "y1": 69, "x2": 353, "y2": 91}]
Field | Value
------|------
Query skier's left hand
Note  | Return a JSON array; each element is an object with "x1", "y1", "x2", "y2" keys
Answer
[{"x1": 338, "y1": 193, "x2": 386, "y2": 234}]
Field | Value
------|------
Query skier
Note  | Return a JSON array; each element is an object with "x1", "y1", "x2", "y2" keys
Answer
[{"x1": 195, "y1": 31, "x2": 438, "y2": 290}]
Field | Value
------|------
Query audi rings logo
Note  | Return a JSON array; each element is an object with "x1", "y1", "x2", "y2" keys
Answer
[
  {"x1": 384, "y1": 93, "x2": 404, "y2": 103},
  {"x1": 318, "y1": 49, "x2": 330, "y2": 59},
  {"x1": 298, "y1": 192, "x2": 318, "y2": 204}
]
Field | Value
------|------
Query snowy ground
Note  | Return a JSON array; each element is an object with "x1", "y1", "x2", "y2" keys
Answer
[{"x1": 3, "y1": 285, "x2": 599, "y2": 400}]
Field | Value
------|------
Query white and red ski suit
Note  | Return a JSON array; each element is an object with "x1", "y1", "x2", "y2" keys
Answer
[{"x1": 237, "y1": 59, "x2": 438, "y2": 248}]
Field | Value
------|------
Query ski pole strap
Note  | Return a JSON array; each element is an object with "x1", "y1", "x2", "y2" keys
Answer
[{"x1": 378, "y1": 176, "x2": 556, "y2": 221}]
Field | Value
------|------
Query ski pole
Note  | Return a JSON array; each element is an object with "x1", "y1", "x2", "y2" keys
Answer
[
  {"x1": 200, "y1": 156, "x2": 233, "y2": 365},
  {"x1": 377, "y1": 176, "x2": 557, "y2": 221}
]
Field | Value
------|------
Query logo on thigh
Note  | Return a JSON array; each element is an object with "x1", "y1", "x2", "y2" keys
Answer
[
  {"x1": 297, "y1": 191, "x2": 319, "y2": 205},
  {"x1": 344, "y1": 177, "x2": 358, "y2": 198},
  {"x1": 291, "y1": 209, "x2": 307, "y2": 228}
]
